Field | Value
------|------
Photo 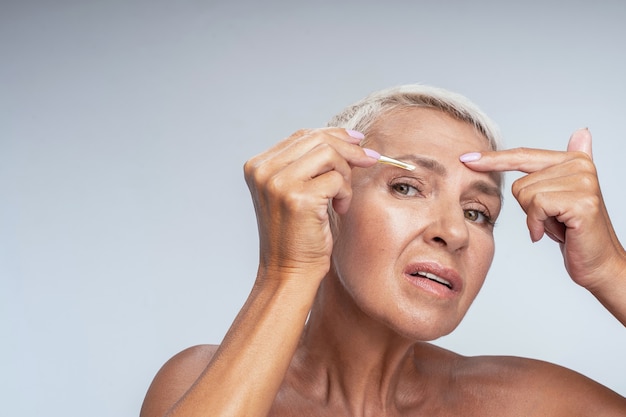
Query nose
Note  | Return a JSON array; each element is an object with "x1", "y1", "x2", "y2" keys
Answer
[{"x1": 422, "y1": 202, "x2": 470, "y2": 252}]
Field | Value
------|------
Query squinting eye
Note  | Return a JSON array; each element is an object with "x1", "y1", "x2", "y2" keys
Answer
[
  {"x1": 391, "y1": 183, "x2": 420, "y2": 196},
  {"x1": 464, "y1": 209, "x2": 491, "y2": 224}
]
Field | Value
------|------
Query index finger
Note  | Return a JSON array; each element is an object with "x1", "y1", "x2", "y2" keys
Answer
[
  {"x1": 459, "y1": 147, "x2": 576, "y2": 173},
  {"x1": 460, "y1": 128, "x2": 593, "y2": 174}
]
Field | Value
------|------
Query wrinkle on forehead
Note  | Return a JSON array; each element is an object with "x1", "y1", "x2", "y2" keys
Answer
[
  {"x1": 362, "y1": 107, "x2": 503, "y2": 191},
  {"x1": 363, "y1": 107, "x2": 495, "y2": 150}
]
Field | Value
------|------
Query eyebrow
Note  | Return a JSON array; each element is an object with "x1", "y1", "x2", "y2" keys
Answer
[
  {"x1": 390, "y1": 154, "x2": 503, "y2": 201},
  {"x1": 396, "y1": 154, "x2": 448, "y2": 176}
]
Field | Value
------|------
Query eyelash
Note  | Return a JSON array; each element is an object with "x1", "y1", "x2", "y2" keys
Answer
[
  {"x1": 464, "y1": 206, "x2": 495, "y2": 226},
  {"x1": 390, "y1": 180, "x2": 424, "y2": 197},
  {"x1": 389, "y1": 180, "x2": 495, "y2": 227}
]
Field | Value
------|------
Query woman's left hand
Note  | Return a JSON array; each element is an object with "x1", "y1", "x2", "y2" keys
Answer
[{"x1": 460, "y1": 128, "x2": 626, "y2": 296}]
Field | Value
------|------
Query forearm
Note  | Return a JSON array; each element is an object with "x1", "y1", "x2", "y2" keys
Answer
[
  {"x1": 166, "y1": 271, "x2": 320, "y2": 417},
  {"x1": 588, "y1": 253, "x2": 626, "y2": 327},
  {"x1": 591, "y1": 286, "x2": 626, "y2": 327}
]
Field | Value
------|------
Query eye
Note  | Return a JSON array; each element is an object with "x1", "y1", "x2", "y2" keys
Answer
[
  {"x1": 464, "y1": 208, "x2": 494, "y2": 226},
  {"x1": 391, "y1": 182, "x2": 422, "y2": 197}
]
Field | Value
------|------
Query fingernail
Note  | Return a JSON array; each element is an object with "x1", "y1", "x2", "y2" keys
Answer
[
  {"x1": 459, "y1": 152, "x2": 482, "y2": 163},
  {"x1": 345, "y1": 129, "x2": 365, "y2": 141},
  {"x1": 363, "y1": 148, "x2": 381, "y2": 160}
]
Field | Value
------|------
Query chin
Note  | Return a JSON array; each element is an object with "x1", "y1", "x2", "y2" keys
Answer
[{"x1": 381, "y1": 312, "x2": 465, "y2": 342}]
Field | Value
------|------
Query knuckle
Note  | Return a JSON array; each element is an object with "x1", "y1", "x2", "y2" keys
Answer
[
  {"x1": 290, "y1": 128, "x2": 313, "y2": 140},
  {"x1": 529, "y1": 191, "x2": 547, "y2": 207},
  {"x1": 572, "y1": 157, "x2": 597, "y2": 175},
  {"x1": 578, "y1": 193, "x2": 601, "y2": 213},
  {"x1": 515, "y1": 147, "x2": 534, "y2": 159},
  {"x1": 340, "y1": 169, "x2": 352, "y2": 186},
  {"x1": 246, "y1": 161, "x2": 271, "y2": 187},
  {"x1": 265, "y1": 175, "x2": 309, "y2": 210},
  {"x1": 517, "y1": 186, "x2": 544, "y2": 212},
  {"x1": 511, "y1": 178, "x2": 525, "y2": 198},
  {"x1": 326, "y1": 169, "x2": 346, "y2": 187},
  {"x1": 290, "y1": 128, "x2": 331, "y2": 143},
  {"x1": 282, "y1": 190, "x2": 312, "y2": 213},
  {"x1": 243, "y1": 158, "x2": 258, "y2": 179},
  {"x1": 577, "y1": 171, "x2": 597, "y2": 189},
  {"x1": 266, "y1": 173, "x2": 287, "y2": 197},
  {"x1": 314, "y1": 141, "x2": 335, "y2": 155}
]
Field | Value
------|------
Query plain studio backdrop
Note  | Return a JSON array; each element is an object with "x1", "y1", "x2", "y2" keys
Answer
[{"x1": 2, "y1": 1, "x2": 626, "y2": 416}]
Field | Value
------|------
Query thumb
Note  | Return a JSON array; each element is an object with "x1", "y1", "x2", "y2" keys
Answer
[{"x1": 567, "y1": 127, "x2": 593, "y2": 159}]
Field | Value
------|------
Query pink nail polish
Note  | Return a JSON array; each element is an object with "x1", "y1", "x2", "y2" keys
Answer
[
  {"x1": 459, "y1": 152, "x2": 482, "y2": 162},
  {"x1": 363, "y1": 148, "x2": 381, "y2": 160},
  {"x1": 345, "y1": 129, "x2": 365, "y2": 141}
]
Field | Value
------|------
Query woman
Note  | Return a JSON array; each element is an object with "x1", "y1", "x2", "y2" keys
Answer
[{"x1": 141, "y1": 85, "x2": 626, "y2": 416}]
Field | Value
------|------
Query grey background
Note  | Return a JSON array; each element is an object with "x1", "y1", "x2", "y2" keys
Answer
[{"x1": 2, "y1": 1, "x2": 626, "y2": 416}]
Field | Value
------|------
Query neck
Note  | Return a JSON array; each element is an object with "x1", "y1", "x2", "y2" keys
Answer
[{"x1": 293, "y1": 275, "x2": 427, "y2": 414}]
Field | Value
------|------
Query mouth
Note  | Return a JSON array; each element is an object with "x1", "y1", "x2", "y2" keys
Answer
[
  {"x1": 404, "y1": 262, "x2": 462, "y2": 296},
  {"x1": 409, "y1": 270, "x2": 452, "y2": 289}
]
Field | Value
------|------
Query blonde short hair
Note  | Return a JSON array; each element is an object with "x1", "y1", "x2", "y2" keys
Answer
[
  {"x1": 327, "y1": 84, "x2": 502, "y2": 151},
  {"x1": 326, "y1": 84, "x2": 503, "y2": 229}
]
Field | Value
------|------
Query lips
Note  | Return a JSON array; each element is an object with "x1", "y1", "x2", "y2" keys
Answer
[
  {"x1": 404, "y1": 262, "x2": 462, "y2": 295},
  {"x1": 410, "y1": 271, "x2": 452, "y2": 289}
]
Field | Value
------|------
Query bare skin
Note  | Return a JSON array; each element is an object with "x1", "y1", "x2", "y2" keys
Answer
[
  {"x1": 140, "y1": 109, "x2": 626, "y2": 417},
  {"x1": 462, "y1": 129, "x2": 626, "y2": 326}
]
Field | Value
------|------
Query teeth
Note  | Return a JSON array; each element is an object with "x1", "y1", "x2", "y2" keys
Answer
[{"x1": 414, "y1": 271, "x2": 452, "y2": 289}]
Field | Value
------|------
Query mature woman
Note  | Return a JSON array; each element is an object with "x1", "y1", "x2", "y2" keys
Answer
[{"x1": 141, "y1": 85, "x2": 626, "y2": 416}]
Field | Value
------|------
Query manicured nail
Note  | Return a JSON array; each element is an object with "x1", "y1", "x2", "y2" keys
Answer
[
  {"x1": 345, "y1": 129, "x2": 365, "y2": 141},
  {"x1": 459, "y1": 152, "x2": 482, "y2": 162},
  {"x1": 363, "y1": 148, "x2": 381, "y2": 160}
]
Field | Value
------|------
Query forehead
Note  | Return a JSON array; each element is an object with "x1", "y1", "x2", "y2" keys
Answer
[
  {"x1": 365, "y1": 107, "x2": 492, "y2": 151},
  {"x1": 365, "y1": 107, "x2": 502, "y2": 188}
]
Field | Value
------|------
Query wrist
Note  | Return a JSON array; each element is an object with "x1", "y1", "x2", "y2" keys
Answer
[{"x1": 254, "y1": 264, "x2": 325, "y2": 300}]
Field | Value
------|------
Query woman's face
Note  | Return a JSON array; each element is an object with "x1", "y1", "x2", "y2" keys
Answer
[{"x1": 331, "y1": 107, "x2": 502, "y2": 340}]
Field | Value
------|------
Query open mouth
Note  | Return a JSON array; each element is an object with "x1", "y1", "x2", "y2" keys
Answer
[{"x1": 409, "y1": 271, "x2": 452, "y2": 289}]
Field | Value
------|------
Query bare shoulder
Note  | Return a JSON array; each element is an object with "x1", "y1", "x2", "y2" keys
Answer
[
  {"x1": 140, "y1": 344, "x2": 220, "y2": 417},
  {"x1": 455, "y1": 352, "x2": 626, "y2": 416}
]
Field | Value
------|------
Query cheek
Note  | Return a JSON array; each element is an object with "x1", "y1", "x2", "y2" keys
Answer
[
  {"x1": 331, "y1": 200, "x2": 399, "y2": 280},
  {"x1": 466, "y1": 234, "x2": 495, "y2": 293},
  {"x1": 482, "y1": 237, "x2": 496, "y2": 271},
  {"x1": 333, "y1": 208, "x2": 381, "y2": 266}
]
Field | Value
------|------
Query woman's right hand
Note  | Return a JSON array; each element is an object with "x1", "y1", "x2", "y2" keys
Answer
[
  {"x1": 140, "y1": 131, "x2": 378, "y2": 417},
  {"x1": 244, "y1": 128, "x2": 378, "y2": 283}
]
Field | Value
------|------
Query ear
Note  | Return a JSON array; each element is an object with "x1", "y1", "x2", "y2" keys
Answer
[{"x1": 566, "y1": 128, "x2": 593, "y2": 159}]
